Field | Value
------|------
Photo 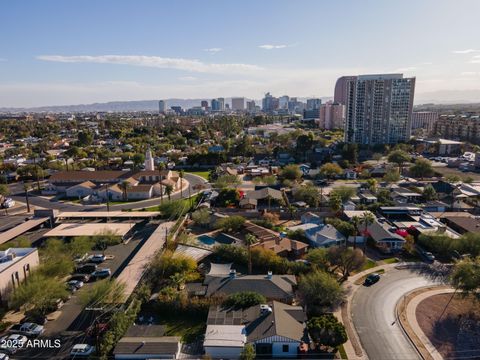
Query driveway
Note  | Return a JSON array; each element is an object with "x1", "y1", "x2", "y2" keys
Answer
[{"x1": 351, "y1": 269, "x2": 440, "y2": 360}]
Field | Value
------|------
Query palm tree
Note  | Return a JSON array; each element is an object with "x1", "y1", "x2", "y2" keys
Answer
[
  {"x1": 245, "y1": 233, "x2": 258, "y2": 275},
  {"x1": 24, "y1": 182, "x2": 31, "y2": 213},
  {"x1": 179, "y1": 170, "x2": 185, "y2": 199},
  {"x1": 119, "y1": 181, "x2": 131, "y2": 201},
  {"x1": 361, "y1": 212, "x2": 375, "y2": 252},
  {"x1": 158, "y1": 163, "x2": 165, "y2": 204},
  {"x1": 165, "y1": 184, "x2": 173, "y2": 201},
  {"x1": 170, "y1": 272, "x2": 187, "y2": 290},
  {"x1": 351, "y1": 216, "x2": 361, "y2": 249}
]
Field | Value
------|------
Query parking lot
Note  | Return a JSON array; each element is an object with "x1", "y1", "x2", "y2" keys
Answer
[{"x1": 12, "y1": 221, "x2": 160, "y2": 359}]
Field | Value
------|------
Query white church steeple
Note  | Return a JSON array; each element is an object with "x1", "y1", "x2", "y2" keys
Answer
[{"x1": 145, "y1": 148, "x2": 155, "y2": 171}]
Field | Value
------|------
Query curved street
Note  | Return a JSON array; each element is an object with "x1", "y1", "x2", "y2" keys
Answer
[{"x1": 351, "y1": 269, "x2": 440, "y2": 360}]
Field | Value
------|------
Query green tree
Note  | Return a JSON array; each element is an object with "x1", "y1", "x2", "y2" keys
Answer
[
  {"x1": 308, "y1": 314, "x2": 348, "y2": 349},
  {"x1": 329, "y1": 186, "x2": 356, "y2": 202},
  {"x1": 319, "y1": 163, "x2": 343, "y2": 180},
  {"x1": 361, "y1": 212, "x2": 375, "y2": 251},
  {"x1": 305, "y1": 248, "x2": 330, "y2": 271},
  {"x1": 383, "y1": 169, "x2": 401, "y2": 183},
  {"x1": 214, "y1": 174, "x2": 241, "y2": 189},
  {"x1": 341, "y1": 143, "x2": 358, "y2": 164},
  {"x1": 240, "y1": 344, "x2": 256, "y2": 360},
  {"x1": 149, "y1": 250, "x2": 197, "y2": 283},
  {"x1": 80, "y1": 279, "x2": 126, "y2": 307},
  {"x1": 11, "y1": 274, "x2": 68, "y2": 315},
  {"x1": 216, "y1": 188, "x2": 240, "y2": 207},
  {"x1": 215, "y1": 216, "x2": 246, "y2": 233},
  {"x1": 223, "y1": 291, "x2": 267, "y2": 309},
  {"x1": 450, "y1": 256, "x2": 480, "y2": 296},
  {"x1": 132, "y1": 153, "x2": 145, "y2": 169},
  {"x1": 409, "y1": 158, "x2": 434, "y2": 179},
  {"x1": 165, "y1": 184, "x2": 174, "y2": 201},
  {"x1": 294, "y1": 185, "x2": 321, "y2": 207},
  {"x1": 245, "y1": 233, "x2": 258, "y2": 274},
  {"x1": 0, "y1": 184, "x2": 10, "y2": 198},
  {"x1": 328, "y1": 193, "x2": 342, "y2": 212},
  {"x1": 422, "y1": 184, "x2": 438, "y2": 201},
  {"x1": 326, "y1": 218, "x2": 355, "y2": 238},
  {"x1": 388, "y1": 150, "x2": 411, "y2": 175},
  {"x1": 298, "y1": 270, "x2": 344, "y2": 311},
  {"x1": 280, "y1": 164, "x2": 302, "y2": 182},
  {"x1": 77, "y1": 131, "x2": 93, "y2": 146},
  {"x1": 119, "y1": 180, "x2": 131, "y2": 201},
  {"x1": 191, "y1": 208, "x2": 211, "y2": 227},
  {"x1": 327, "y1": 246, "x2": 365, "y2": 279}
]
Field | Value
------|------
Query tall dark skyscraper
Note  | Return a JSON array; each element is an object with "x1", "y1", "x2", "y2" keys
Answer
[{"x1": 343, "y1": 74, "x2": 415, "y2": 145}]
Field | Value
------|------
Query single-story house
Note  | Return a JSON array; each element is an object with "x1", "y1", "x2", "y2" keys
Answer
[
  {"x1": 204, "y1": 301, "x2": 309, "y2": 359},
  {"x1": 300, "y1": 212, "x2": 323, "y2": 225},
  {"x1": 65, "y1": 181, "x2": 97, "y2": 199},
  {"x1": 204, "y1": 271, "x2": 297, "y2": 303},
  {"x1": 359, "y1": 219, "x2": 405, "y2": 253},
  {"x1": 113, "y1": 325, "x2": 181, "y2": 359},
  {"x1": 305, "y1": 224, "x2": 346, "y2": 248}
]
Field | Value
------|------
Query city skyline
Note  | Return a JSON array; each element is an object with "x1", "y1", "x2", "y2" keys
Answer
[{"x1": 2, "y1": 0, "x2": 480, "y2": 107}]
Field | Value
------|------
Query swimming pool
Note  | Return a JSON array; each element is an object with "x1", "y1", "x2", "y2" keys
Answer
[
  {"x1": 196, "y1": 233, "x2": 235, "y2": 246},
  {"x1": 197, "y1": 234, "x2": 216, "y2": 245}
]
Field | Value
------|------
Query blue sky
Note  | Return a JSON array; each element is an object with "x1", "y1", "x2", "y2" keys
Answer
[{"x1": 1, "y1": 0, "x2": 480, "y2": 107}]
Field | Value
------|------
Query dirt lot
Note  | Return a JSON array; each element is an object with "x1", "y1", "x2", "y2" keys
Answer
[{"x1": 416, "y1": 293, "x2": 480, "y2": 359}]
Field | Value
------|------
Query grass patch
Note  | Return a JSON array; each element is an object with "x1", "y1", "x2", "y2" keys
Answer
[
  {"x1": 382, "y1": 257, "x2": 399, "y2": 264},
  {"x1": 337, "y1": 344, "x2": 348, "y2": 359},
  {"x1": 361, "y1": 259, "x2": 377, "y2": 271},
  {"x1": 187, "y1": 171, "x2": 210, "y2": 180},
  {"x1": 156, "y1": 310, "x2": 206, "y2": 343},
  {"x1": 354, "y1": 268, "x2": 385, "y2": 285}
]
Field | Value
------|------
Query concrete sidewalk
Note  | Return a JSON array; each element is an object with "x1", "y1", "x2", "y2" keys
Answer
[
  {"x1": 400, "y1": 287, "x2": 455, "y2": 360},
  {"x1": 334, "y1": 262, "x2": 401, "y2": 359}
]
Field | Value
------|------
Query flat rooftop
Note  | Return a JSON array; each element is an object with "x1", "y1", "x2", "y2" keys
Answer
[
  {"x1": 0, "y1": 218, "x2": 50, "y2": 245},
  {"x1": 57, "y1": 211, "x2": 160, "y2": 219},
  {"x1": 0, "y1": 248, "x2": 37, "y2": 273},
  {"x1": 43, "y1": 223, "x2": 135, "y2": 237}
]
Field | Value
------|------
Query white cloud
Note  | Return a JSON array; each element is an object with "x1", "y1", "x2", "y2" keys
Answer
[
  {"x1": 178, "y1": 76, "x2": 197, "y2": 81},
  {"x1": 452, "y1": 49, "x2": 480, "y2": 54},
  {"x1": 258, "y1": 44, "x2": 288, "y2": 50},
  {"x1": 393, "y1": 66, "x2": 417, "y2": 72},
  {"x1": 36, "y1": 55, "x2": 262, "y2": 74},
  {"x1": 203, "y1": 48, "x2": 222, "y2": 53}
]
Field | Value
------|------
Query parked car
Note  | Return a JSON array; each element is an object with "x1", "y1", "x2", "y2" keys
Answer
[
  {"x1": 21, "y1": 313, "x2": 47, "y2": 326},
  {"x1": 423, "y1": 251, "x2": 435, "y2": 262},
  {"x1": 70, "y1": 344, "x2": 95, "y2": 357},
  {"x1": 68, "y1": 280, "x2": 84, "y2": 289},
  {"x1": 87, "y1": 254, "x2": 106, "y2": 263},
  {"x1": 91, "y1": 268, "x2": 111, "y2": 279},
  {"x1": 0, "y1": 334, "x2": 27, "y2": 354},
  {"x1": 9, "y1": 322, "x2": 44, "y2": 337},
  {"x1": 364, "y1": 273, "x2": 381, "y2": 286},
  {"x1": 73, "y1": 253, "x2": 89, "y2": 264},
  {"x1": 1, "y1": 199, "x2": 15, "y2": 209},
  {"x1": 69, "y1": 274, "x2": 91, "y2": 283},
  {"x1": 76, "y1": 263, "x2": 97, "y2": 274}
]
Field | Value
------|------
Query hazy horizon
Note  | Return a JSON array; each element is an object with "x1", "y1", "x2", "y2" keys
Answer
[{"x1": 2, "y1": 0, "x2": 480, "y2": 107}]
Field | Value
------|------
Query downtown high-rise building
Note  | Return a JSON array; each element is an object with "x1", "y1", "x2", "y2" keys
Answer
[
  {"x1": 334, "y1": 76, "x2": 357, "y2": 105},
  {"x1": 211, "y1": 99, "x2": 220, "y2": 111},
  {"x1": 306, "y1": 98, "x2": 321, "y2": 110},
  {"x1": 158, "y1": 100, "x2": 166, "y2": 114},
  {"x1": 343, "y1": 74, "x2": 415, "y2": 145},
  {"x1": 319, "y1": 101, "x2": 345, "y2": 130},
  {"x1": 217, "y1": 98, "x2": 225, "y2": 111},
  {"x1": 231, "y1": 97, "x2": 245, "y2": 111},
  {"x1": 262, "y1": 92, "x2": 279, "y2": 113}
]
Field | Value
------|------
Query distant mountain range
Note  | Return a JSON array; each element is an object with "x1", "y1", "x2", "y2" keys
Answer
[
  {"x1": 1, "y1": 90, "x2": 480, "y2": 113},
  {"x1": 0, "y1": 97, "x2": 333, "y2": 113}
]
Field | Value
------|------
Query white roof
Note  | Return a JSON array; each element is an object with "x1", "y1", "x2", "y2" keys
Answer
[
  {"x1": 204, "y1": 325, "x2": 246, "y2": 348},
  {"x1": 57, "y1": 211, "x2": 160, "y2": 219},
  {"x1": 44, "y1": 223, "x2": 135, "y2": 237}
]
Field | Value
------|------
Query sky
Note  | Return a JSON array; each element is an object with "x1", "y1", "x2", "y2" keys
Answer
[{"x1": 1, "y1": 0, "x2": 480, "y2": 107}]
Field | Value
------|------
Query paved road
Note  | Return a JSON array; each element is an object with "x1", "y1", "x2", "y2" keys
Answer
[
  {"x1": 351, "y1": 269, "x2": 439, "y2": 360},
  {"x1": 9, "y1": 173, "x2": 208, "y2": 212}
]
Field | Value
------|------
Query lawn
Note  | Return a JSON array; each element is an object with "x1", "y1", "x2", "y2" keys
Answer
[
  {"x1": 361, "y1": 259, "x2": 377, "y2": 271},
  {"x1": 157, "y1": 310, "x2": 207, "y2": 343},
  {"x1": 187, "y1": 171, "x2": 210, "y2": 180},
  {"x1": 382, "y1": 257, "x2": 399, "y2": 264},
  {"x1": 338, "y1": 344, "x2": 348, "y2": 359}
]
